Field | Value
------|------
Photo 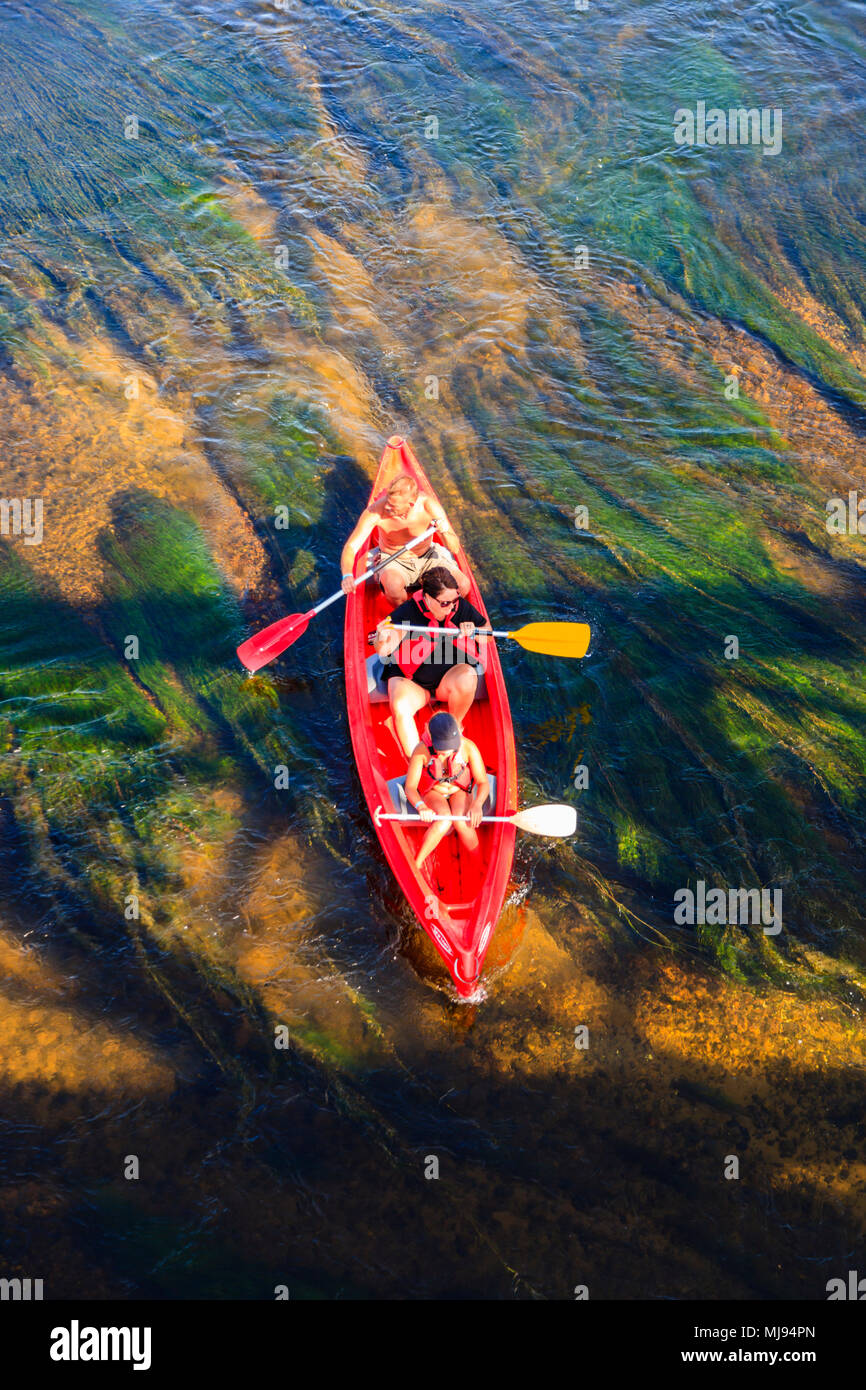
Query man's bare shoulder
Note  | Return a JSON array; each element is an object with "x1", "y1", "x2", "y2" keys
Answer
[{"x1": 421, "y1": 493, "x2": 449, "y2": 520}]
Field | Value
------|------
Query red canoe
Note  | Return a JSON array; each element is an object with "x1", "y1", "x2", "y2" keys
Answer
[{"x1": 344, "y1": 435, "x2": 518, "y2": 998}]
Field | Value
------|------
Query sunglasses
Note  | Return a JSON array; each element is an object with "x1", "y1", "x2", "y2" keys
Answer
[{"x1": 432, "y1": 594, "x2": 459, "y2": 610}]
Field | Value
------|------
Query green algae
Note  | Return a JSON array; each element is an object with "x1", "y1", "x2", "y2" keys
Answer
[
  {"x1": 451, "y1": 343, "x2": 866, "y2": 971},
  {"x1": 0, "y1": 553, "x2": 167, "y2": 813},
  {"x1": 218, "y1": 395, "x2": 336, "y2": 530},
  {"x1": 0, "y1": 498, "x2": 353, "y2": 1081}
]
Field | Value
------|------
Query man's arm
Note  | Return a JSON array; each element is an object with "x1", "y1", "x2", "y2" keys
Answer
[
  {"x1": 423, "y1": 494, "x2": 460, "y2": 556},
  {"x1": 340, "y1": 510, "x2": 379, "y2": 593}
]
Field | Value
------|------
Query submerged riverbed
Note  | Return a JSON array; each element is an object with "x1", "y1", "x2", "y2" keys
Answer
[{"x1": 0, "y1": 0, "x2": 865, "y2": 1297}]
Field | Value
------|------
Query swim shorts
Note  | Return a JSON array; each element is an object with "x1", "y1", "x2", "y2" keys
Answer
[{"x1": 376, "y1": 542, "x2": 456, "y2": 589}]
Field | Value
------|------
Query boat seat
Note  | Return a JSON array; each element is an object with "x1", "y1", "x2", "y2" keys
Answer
[
  {"x1": 365, "y1": 653, "x2": 487, "y2": 703},
  {"x1": 387, "y1": 774, "x2": 497, "y2": 818}
]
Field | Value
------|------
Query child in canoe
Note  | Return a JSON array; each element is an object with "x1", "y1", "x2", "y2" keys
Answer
[{"x1": 403, "y1": 712, "x2": 490, "y2": 869}]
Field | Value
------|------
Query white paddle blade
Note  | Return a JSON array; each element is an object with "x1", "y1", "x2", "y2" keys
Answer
[{"x1": 511, "y1": 804, "x2": 577, "y2": 837}]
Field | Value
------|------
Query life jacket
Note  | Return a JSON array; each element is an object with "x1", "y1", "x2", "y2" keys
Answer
[
  {"x1": 419, "y1": 725, "x2": 474, "y2": 795},
  {"x1": 393, "y1": 591, "x2": 478, "y2": 678}
]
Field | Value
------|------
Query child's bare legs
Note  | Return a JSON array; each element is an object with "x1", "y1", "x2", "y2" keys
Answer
[
  {"x1": 449, "y1": 789, "x2": 479, "y2": 853},
  {"x1": 415, "y1": 790, "x2": 452, "y2": 868}
]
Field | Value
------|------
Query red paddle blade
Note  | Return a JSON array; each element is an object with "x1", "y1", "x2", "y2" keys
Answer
[{"x1": 236, "y1": 611, "x2": 311, "y2": 672}]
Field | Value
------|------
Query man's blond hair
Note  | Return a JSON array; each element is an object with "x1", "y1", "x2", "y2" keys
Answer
[{"x1": 386, "y1": 475, "x2": 418, "y2": 500}]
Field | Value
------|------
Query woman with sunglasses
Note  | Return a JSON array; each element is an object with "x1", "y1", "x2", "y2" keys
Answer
[{"x1": 375, "y1": 566, "x2": 492, "y2": 758}]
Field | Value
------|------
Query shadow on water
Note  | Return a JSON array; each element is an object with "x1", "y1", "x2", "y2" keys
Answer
[
  {"x1": 2, "y1": 900, "x2": 865, "y2": 1299},
  {"x1": 1, "y1": 474, "x2": 864, "y2": 1295}
]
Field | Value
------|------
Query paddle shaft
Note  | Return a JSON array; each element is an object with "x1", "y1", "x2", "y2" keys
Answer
[
  {"x1": 374, "y1": 800, "x2": 577, "y2": 835},
  {"x1": 383, "y1": 624, "x2": 500, "y2": 636},
  {"x1": 313, "y1": 524, "x2": 436, "y2": 618},
  {"x1": 378, "y1": 812, "x2": 512, "y2": 825},
  {"x1": 236, "y1": 524, "x2": 439, "y2": 670}
]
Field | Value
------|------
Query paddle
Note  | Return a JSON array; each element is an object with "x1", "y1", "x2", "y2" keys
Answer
[
  {"x1": 237, "y1": 525, "x2": 437, "y2": 672},
  {"x1": 379, "y1": 620, "x2": 591, "y2": 659},
  {"x1": 375, "y1": 803, "x2": 577, "y2": 837}
]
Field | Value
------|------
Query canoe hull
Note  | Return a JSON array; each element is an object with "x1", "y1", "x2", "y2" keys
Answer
[{"x1": 344, "y1": 436, "x2": 518, "y2": 997}]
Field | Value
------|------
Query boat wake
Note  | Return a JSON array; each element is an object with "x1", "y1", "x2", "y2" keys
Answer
[
  {"x1": 453, "y1": 981, "x2": 488, "y2": 1006},
  {"x1": 505, "y1": 881, "x2": 530, "y2": 909}
]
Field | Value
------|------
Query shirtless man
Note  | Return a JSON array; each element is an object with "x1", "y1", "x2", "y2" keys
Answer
[{"x1": 340, "y1": 474, "x2": 470, "y2": 605}]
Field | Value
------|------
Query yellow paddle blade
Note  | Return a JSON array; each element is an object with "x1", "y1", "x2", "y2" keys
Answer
[{"x1": 507, "y1": 621, "x2": 591, "y2": 658}]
